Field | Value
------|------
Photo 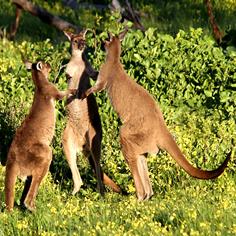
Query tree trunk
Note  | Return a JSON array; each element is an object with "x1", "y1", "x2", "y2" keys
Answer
[
  {"x1": 204, "y1": 0, "x2": 223, "y2": 44},
  {"x1": 10, "y1": 0, "x2": 80, "y2": 39}
]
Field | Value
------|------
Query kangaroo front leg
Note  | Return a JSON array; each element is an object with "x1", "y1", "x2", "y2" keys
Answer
[
  {"x1": 56, "y1": 89, "x2": 77, "y2": 100},
  {"x1": 84, "y1": 83, "x2": 105, "y2": 98},
  {"x1": 83, "y1": 73, "x2": 107, "y2": 98},
  {"x1": 62, "y1": 125, "x2": 83, "y2": 195},
  {"x1": 137, "y1": 155, "x2": 153, "y2": 200}
]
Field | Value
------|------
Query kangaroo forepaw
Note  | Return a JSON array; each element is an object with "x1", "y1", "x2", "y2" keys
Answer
[{"x1": 80, "y1": 91, "x2": 87, "y2": 100}]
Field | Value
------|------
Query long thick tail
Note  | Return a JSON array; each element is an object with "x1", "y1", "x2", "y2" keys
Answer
[
  {"x1": 87, "y1": 154, "x2": 121, "y2": 193},
  {"x1": 103, "y1": 173, "x2": 121, "y2": 193},
  {"x1": 161, "y1": 133, "x2": 231, "y2": 179}
]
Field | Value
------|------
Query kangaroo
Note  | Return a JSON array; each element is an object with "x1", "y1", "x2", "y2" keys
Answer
[
  {"x1": 62, "y1": 30, "x2": 121, "y2": 195},
  {"x1": 5, "y1": 60, "x2": 75, "y2": 211},
  {"x1": 83, "y1": 31, "x2": 231, "y2": 201}
]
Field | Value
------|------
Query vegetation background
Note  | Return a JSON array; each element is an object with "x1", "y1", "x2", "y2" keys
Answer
[{"x1": 0, "y1": 0, "x2": 236, "y2": 235}]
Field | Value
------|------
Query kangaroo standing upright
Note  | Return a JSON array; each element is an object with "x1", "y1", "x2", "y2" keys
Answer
[
  {"x1": 62, "y1": 30, "x2": 121, "y2": 195},
  {"x1": 5, "y1": 61, "x2": 75, "y2": 211},
  {"x1": 83, "y1": 31, "x2": 231, "y2": 201}
]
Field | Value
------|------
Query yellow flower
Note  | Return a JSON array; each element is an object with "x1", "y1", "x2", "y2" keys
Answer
[
  {"x1": 231, "y1": 224, "x2": 236, "y2": 234},
  {"x1": 16, "y1": 220, "x2": 28, "y2": 230},
  {"x1": 50, "y1": 206, "x2": 57, "y2": 214}
]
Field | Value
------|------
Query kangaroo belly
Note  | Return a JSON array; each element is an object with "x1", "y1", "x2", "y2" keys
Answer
[
  {"x1": 66, "y1": 99, "x2": 90, "y2": 139},
  {"x1": 67, "y1": 99, "x2": 89, "y2": 120}
]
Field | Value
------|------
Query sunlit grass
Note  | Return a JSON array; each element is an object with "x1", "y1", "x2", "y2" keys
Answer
[{"x1": 1, "y1": 166, "x2": 236, "y2": 235}]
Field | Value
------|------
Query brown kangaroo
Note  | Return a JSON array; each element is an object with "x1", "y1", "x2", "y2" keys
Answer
[
  {"x1": 83, "y1": 32, "x2": 231, "y2": 201},
  {"x1": 62, "y1": 30, "x2": 121, "y2": 195},
  {"x1": 5, "y1": 61, "x2": 75, "y2": 211}
]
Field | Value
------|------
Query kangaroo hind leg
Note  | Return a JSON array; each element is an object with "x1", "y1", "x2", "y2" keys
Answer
[
  {"x1": 5, "y1": 160, "x2": 18, "y2": 211},
  {"x1": 124, "y1": 154, "x2": 146, "y2": 201},
  {"x1": 120, "y1": 130, "x2": 152, "y2": 200},
  {"x1": 87, "y1": 141, "x2": 121, "y2": 193},
  {"x1": 23, "y1": 167, "x2": 49, "y2": 212},
  {"x1": 89, "y1": 133, "x2": 105, "y2": 196},
  {"x1": 137, "y1": 154, "x2": 153, "y2": 200},
  {"x1": 62, "y1": 125, "x2": 83, "y2": 195},
  {"x1": 23, "y1": 146, "x2": 52, "y2": 212},
  {"x1": 20, "y1": 176, "x2": 32, "y2": 207}
]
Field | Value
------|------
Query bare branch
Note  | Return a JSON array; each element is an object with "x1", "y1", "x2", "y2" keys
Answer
[
  {"x1": 109, "y1": 0, "x2": 122, "y2": 12},
  {"x1": 11, "y1": 0, "x2": 80, "y2": 36},
  {"x1": 124, "y1": 0, "x2": 145, "y2": 31},
  {"x1": 204, "y1": 0, "x2": 223, "y2": 44},
  {"x1": 9, "y1": 6, "x2": 22, "y2": 40}
]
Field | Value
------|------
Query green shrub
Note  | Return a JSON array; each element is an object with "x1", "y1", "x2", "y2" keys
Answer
[{"x1": 1, "y1": 27, "x2": 235, "y2": 185}]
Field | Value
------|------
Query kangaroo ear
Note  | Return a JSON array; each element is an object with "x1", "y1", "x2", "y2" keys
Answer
[
  {"x1": 108, "y1": 32, "x2": 114, "y2": 41},
  {"x1": 36, "y1": 61, "x2": 43, "y2": 71},
  {"x1": 80, "y1": 29, "x2": 88, "y2": 38},
  {"x1": 24, "y1": 61, "x2": 32, "y2": 71},
  {"x1": 64, "y1": 30, "x2": 74, "y2": 41},
  {"x1": 119, "y1": 28, "x2": 128, "y2": 41}
]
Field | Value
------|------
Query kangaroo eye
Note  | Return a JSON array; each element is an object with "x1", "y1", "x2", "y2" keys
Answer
[{"x1": 66, "y1": 73, "x2": 72, "y2": 82}]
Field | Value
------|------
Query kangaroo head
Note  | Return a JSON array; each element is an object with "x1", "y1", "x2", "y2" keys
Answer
[
  {"x1": 64, "y1": 29, "x2": 87, "y2": 55},
  {"x1": 103, "y1": 29, "x2": 128, "y2": 60},
  {"x1": 25, "y1": 60, "x2": 51, "y2": 85},
  {"x1": 102, "y1": 34, "x2": 121, "y2": 61}
]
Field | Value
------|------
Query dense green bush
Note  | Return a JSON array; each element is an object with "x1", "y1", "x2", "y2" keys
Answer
[{"x1": 0, "y1": 27, "x2": 235, "y2": 190}]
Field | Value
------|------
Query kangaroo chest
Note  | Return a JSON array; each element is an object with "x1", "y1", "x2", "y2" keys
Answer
[{"x1": 65, "y1": 58, "x2": 86, "y2": 89}]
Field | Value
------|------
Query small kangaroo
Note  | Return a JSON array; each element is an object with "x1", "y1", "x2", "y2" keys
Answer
[
  {"x1": 83, "y1": 31, "x2": 231, "y2": 201},
  {"x1": 5, "y1": 61, "x2": 75, "y2": 211},
  {"x1": 62, "y1": 30, "x2": 121, "y2": 195}
]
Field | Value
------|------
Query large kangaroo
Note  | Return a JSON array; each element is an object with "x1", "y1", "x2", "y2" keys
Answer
[
  {"x1": 83, "y1": 32, "x2": 231, "y2": 201},
  {"x1": 5, "y1": 61, "x2": 75, "y2": 211},
  {"x1": 62, "y1": 30, "x2": 121, "y2": 195}
]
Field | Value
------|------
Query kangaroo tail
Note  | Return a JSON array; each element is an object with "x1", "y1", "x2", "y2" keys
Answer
[
  {"x1": 161, "y1": 133, "x2": 231, "y2": 179},
  {"x1": 103, "y1": 173, "x2": 121, "y2": 193}
]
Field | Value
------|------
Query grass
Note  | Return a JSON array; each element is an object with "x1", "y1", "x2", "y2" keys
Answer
[
  {"x1": 1, "y1": 170, "x2": 236, "y2": 235},
  {"x1": 0, "y1": 0, "x2": 236, "y2": 235}
]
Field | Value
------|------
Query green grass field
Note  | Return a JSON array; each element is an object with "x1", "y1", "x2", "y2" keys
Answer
[{"x1": 0, "y1": 0, "x2": 236, "y2": 235}]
